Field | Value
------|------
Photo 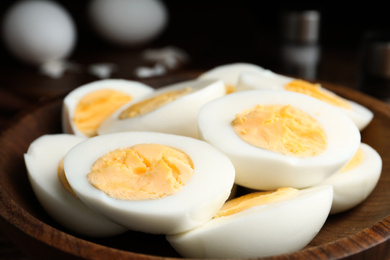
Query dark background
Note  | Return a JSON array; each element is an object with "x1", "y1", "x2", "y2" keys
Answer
[
  {"x1": 1, "y1": 1, "x2": 389, "y2": 72},
  {"x1": 1, "y1": 0, "x2": 389, "y2": 127},
  {"x1": 0, "y1": 0, "x2": 390, "y2": 114}
]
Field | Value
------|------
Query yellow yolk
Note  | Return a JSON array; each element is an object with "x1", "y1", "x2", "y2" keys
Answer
[
  {"x1": 285, "y1": 80, "x2": 352, "y2": 110},
  {"x1": 340, "y1": 148, "x2": 364, "y2": 172},
  {"x1": 214, "y1": 187, "x2": 298, "y2": 218},
  {"x1": 57, "y1": 158, "x2": 77, "y2": 197},
  {"x1": 225, "y1": 84, "x2": 236, "y2": 94},
  {"x1": 232, "y1": 104, "x2": 328, "y2": 157},
  {"x1": 73, "y1": 89, "x2": 132, "y2": 137},
  {"x1": 119, "y1": 87, "x2": 192, "y2": 119},
  {"x1": 87, "y1": 144, "x2": 194, "y2": 200}
]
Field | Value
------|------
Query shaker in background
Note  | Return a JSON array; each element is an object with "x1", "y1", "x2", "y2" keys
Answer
[
  {"x1": 279, "y1": 10, "x2": 321, "y2": 80},
  {"x1": 358, "y1": 31, "x2": 390, "y2": 103}
]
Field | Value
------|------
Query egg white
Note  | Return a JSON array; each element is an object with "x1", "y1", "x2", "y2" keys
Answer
[
  {"x1": 321, "y1": 143, "x2": 382, "y2": 214},
  {"x1": 64, "y1": 131, "x2": 236, "y2": 235},
  {"x1": 237, "y1": 70, "x2": 374, "y2": 131},
  {"x1": 24, "y1": 134, "x2": 127, "y2": 237},
  {"x1": 198, "y1": 90, "x2": 361, "y2": 190},
  {"x1": 97, "y1": 78, "x2": 225, "y2": 139},
  {"x1": 167, "y1": 185, "x2": 333, "y2": 258},
  {"x1": 62, "y1": 78, "x2": 154, "y2": 137},
  {"x1": 198, "y1": 62, "x2": 266, "y2": 87}
]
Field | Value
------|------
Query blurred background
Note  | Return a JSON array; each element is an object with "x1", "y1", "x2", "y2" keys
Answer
[
  {"x1": 1, "y1": 1, "x2": 389, "y2": 100},
  {"x1": 0, "y1": 0, "x2": 388, "y2": 129},
  {"x1": 0, "y1": 1, "x2": 390, "y2": 258}
]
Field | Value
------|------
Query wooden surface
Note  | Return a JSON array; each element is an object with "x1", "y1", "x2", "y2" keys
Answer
[{"x1": 1, "y1": 71, "x2": 390, "y2": 259}]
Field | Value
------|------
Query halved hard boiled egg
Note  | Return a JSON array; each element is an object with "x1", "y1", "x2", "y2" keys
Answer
[
  {"x1": 62, "y1": 78, "x2": 154, "y2": 137},
  {"x1": 24, "y1": 134, "x2": 127, "y2": 237},
  {"x1": 97, "y1": 78, "x2": 225, "y2": 139},
  {"x1": 63, "y1": 131, "x2": 235, "y2": 234},
  {"x1": 167, "y1": 185, "x2": 333, "y2": 258},
  {"x1": 321, "y1": 142, "x2": 382, "y2": 214},
  {"x1": 198, "y1": 62, "x2": 266, "y2": 94},
  {"x1": 198, "y1": 90, "x2": 361, "y2": 190},
  {"x1": 237, "y1": 70, "x2": 373, "y2": 130}
]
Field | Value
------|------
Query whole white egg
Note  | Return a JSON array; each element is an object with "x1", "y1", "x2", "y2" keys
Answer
[
  {"x1": 24, "y1": 134, "x2": 128, "y2": 237},
  {"x1": 237, "y1": 69, "x2": 374, "y2": 131},
  {"x1": 167, "y1": 185, "x2": 333, "y2": 258},
  {"x1": 64, "y1": 131, "x2": 236, "y2": 235},
  {"x1": 2, "y1": 0, "x2": 76, "y2": 65},
  {"x1": 88, "y1": 0, "x2": 168, "y2": 47},
  {"x1": 97, "y1": 78, "x2": 226, "y2": 139},
  {"x1": 62, "y1": 79, "x2": 154, "y2": 137},
  {"x1": 321, "y1": 143, "x2": 382, "y2": 214},
  {"x1": 198, "y1": 90, "x2": 361, "y2": 190}
]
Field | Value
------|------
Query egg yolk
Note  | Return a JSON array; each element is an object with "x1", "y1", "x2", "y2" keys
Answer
[
  {"x1": 73, "y1": 89, "x2": 132, "y2": 137},
  {"x1": 225, "y1": 84, "x2": 236, "y2": 94},
  {"x1": 87, "y1": 144, "x2": 194, "y2": 200},
  {"x1": 284, "y1": 80, "x2": 352, "y2": 110},
  {"x1": 340, "y1": 148, "x2": 364, "y2": 172},
  {"x1": 232, "y1": 104, "x2": 328, "y2": 157},
  {"x1": 119, "y1": 87, "x2": 192, "y2": 119},
  {"x1": 57, "y1": 158, "x2": 77, "y2": 197},
  {"x1": 214, "y1": 187, "x2": 298, "y2": 218}
]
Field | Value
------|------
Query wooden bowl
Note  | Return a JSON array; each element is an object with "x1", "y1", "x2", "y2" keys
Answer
[{"x1": 1, "y1": 73, "x2": 390, "y2": 259}]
